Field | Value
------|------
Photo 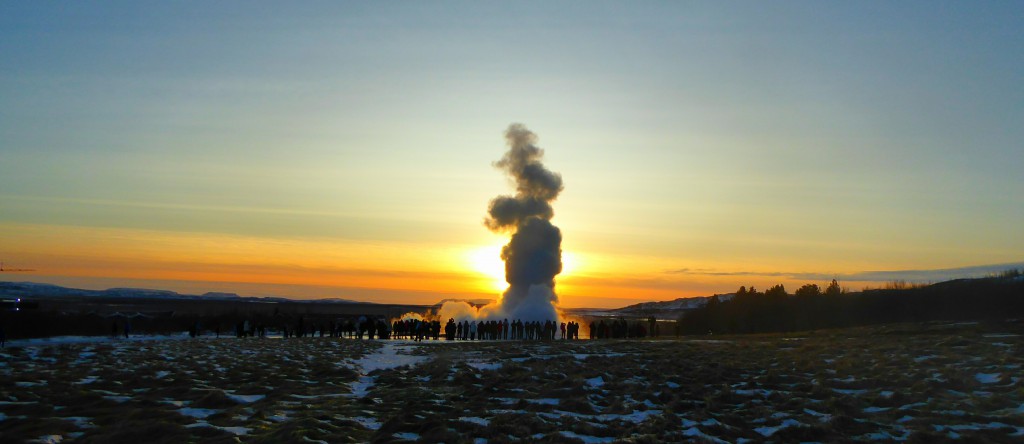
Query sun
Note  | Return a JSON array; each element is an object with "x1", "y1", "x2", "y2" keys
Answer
[
  {"x1": 468, "y1": 245, "x2": 508, "y2": 294},
  {"x1": 467, "y1": 244, "x2": 579, "y2": 294},
  {"x1": 561, "y1": 251, "x2": 578, "y2": 277}
]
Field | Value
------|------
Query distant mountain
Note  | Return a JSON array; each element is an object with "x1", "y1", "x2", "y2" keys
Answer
[
  {"x1": 0, "y1": 282, "x2": 97, "y2": 298},
  {"x1": 0, "y1": 281, "x2": 361, "y2": 304},
  {"x1": 201, "y1": 292, "x2": 241, "y2": 299},
  {"x1": 433, "y1": 298, "x2": 496, "y2": 307},
  {"x1": 104, "y1": 287, "x2": 186, "y2": 298},
  {"x1": 612, "y1": 294, "x2": 735, "y2": 318}
]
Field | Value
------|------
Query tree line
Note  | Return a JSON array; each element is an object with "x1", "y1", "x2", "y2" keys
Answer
[{"x1": 677, "y1": 274, "x2": 1024, "y2": 335}]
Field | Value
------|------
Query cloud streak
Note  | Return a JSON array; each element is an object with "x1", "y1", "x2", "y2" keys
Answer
[{"x1": 667, "y1": 262, "x2": 1024, "y2": 283}]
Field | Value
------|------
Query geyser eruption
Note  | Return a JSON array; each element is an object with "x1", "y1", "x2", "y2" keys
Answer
[
  {"x1": 438, "y1": 123, "x2": 565, "y2": 323},
  {"x1": 488, "y1": 124, "x2": 564, "y2": 280}
]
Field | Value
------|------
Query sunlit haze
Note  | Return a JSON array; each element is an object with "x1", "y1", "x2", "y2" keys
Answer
[{"x1": 2, "y1": 2, "x2": 1022, "y2": 308}]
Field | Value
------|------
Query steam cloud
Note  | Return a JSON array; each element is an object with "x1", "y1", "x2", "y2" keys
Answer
[{"x1": 437, "y1": 123, "x2": 565, "y2": 322}]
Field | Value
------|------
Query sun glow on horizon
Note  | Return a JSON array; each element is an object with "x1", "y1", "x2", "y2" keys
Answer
[
  {"x1": 561, "y1": 251, "x2": 578, "y2": 277},
  {"x1": 466, "y1": 243, "x2": 581, "y2": 295},
  {"x1": 467, "y1": 244, "x2": 507, "y2": 294}
]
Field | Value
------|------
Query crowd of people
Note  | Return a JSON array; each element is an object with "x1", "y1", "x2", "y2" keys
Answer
[
  {"x1": 179, "y1": 315, "x2": 659, "y2": 341},
  {"x1": 588, "y1": 317, "x2": 659, "y2": 339},
  {"x1": 437, "y1": 318, "x2": 584, "y2": 341}
]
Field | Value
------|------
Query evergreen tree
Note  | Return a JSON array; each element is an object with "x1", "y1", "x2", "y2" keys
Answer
[
  {"x1": 795, "y1": 283, "x2": 822, "y2": 297},
  {"x1": 825, "y1": 279, "x2": 842, "y2": 296}
]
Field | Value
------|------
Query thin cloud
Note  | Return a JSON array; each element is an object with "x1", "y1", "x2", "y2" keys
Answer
[{"x1": 666, "y1": 262, "x2": 1024, "y2": 283}]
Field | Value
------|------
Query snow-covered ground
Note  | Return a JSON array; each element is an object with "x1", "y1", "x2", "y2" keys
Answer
[
  {"x1": 1, "y1": 322, "x2": 1023, "y2": 442},
  {"x1": 5, "y1": 333, "x2": 194, "y2": 348}
]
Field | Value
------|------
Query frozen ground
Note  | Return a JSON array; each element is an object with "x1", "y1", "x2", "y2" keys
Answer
[{"x1": 1, "y1": 321, "x2": 1023, "y2": 442}]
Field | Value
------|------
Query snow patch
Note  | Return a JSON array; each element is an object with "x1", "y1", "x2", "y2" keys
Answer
[
  {"x1": 804, "y1": 408, "x2": 831, "y2": 422},
  {"x1": 352, "y1": 416, "x2": 382, "y2": 430},
  {"x1": 185, "y1": 422, "x2": 250, "y2": 436},
  {"x1": 558, "y1": 431, "x2": 616, "y2": 443},
  {"x1": 349, "y1": 376, "x2": 374, "y2": 398},
  {"x1": 546, "y1": 409, "x2": 663, "y2": 424},
  {"x1": 102, "y1": 396, "x2": 131, "y2": 403},
  {"x1": 682, "y1": 427, "x2": 728, "y2": 444},
  {"x1": 467, "y1": 361, "x2": 503, "y2": 371},
  {"x1": 459, "y1": 416, "x2": 490, "y2": 426},
  {"x1": 354, "y1": 343, "x2": 427, "y2": 373},
  {"x1": 735, "y1": 388, "x2": 774, "y2": 397},
  {"x1": 60, "y1": 417, "x2": 94, "y2": 429},
  {"x1": 177, "y1": 408, "x2": 219, "y2": 419},
  {"x1": 755, "y1": 419, "x2": 802, "y2": 437},
  {"x1": 976, "y1": 373, "x2": 1001, "y2": 384},
  {"x1": 225, "y1": 392, "x2": 265, "y2": 404},
  {"x1": 348, "y1": 343, "x2": 427, "y2": 398}
]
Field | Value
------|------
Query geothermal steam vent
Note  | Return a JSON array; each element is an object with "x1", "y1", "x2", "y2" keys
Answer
[{"x1": 440, "y1": 124, "x2": 564, "y2": 322}]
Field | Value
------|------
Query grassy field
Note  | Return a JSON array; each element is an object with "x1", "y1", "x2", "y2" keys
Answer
[{"x1": 1, "y1": 321, "x2": 1023, "y2": 443}]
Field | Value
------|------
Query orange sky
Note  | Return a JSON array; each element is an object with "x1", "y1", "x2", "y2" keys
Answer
[
  {"x1": 3, "y1": 222, "x2": 716, "y2": 308},
  {"x1": 2, "y1": 4, "x2": 1023, "y2": 308},
  {"x1": 8, "y1": 221, "x2": 1017, "y2": 309}
]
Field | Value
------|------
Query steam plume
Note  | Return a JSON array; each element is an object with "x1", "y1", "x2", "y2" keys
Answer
[{"x1": 437, "y1": 123, "x2": 565, "y2": 322}]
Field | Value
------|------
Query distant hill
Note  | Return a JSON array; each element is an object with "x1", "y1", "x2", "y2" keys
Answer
[
  {"x1": 432, "y1": 298, "x2": 496, "y2": 308},
  {"x1": 0, "y1": 281, "x2": 361, "y2": 304},
  {"x1": 611, "y1": 294, "x2": 735, "y2": 319}
]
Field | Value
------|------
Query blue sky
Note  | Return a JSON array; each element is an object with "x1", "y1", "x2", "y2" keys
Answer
[{"x1": 2, "y1": 2, "x2": 1022, "y2": 305}]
